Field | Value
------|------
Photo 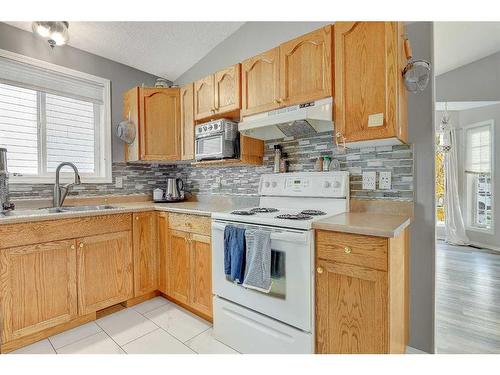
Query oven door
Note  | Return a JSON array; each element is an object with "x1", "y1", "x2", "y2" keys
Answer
[
  {"x1": 211, "y1": 220, "x2": 313, "y2": 332},
  {"x1": 195, "y1": 134, "x2": 223, "y2": 160}
]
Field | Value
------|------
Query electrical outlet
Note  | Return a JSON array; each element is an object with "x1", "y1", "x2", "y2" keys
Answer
[
  {"x1": 379, "y1": 171, "x2": 392, "y2": 190},
  {"x1": 362, "y1": 171, "x2": 377, "y2": 190},
  {"x1": 115, "y1": 176, "x2": 123, "y2": 188}
]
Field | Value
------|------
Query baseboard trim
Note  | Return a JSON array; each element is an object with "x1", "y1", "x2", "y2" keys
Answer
[{"x1": 406, "y1": 346, "x2": 429, "y2": 354}]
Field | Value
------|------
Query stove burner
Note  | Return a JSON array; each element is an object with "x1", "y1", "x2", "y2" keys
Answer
[
  {"x1": 300, "y1": 209, "x2": 327, "y2": 216},
  {"x1": 276, "y1": 213, "x2": 313, "y2": 221},
  {"x1": 250, "y1": 207, "x2": 279, "y2": 213},
  {"x1": 231, "y1": 210, "x2": 256, "y2": 216}
]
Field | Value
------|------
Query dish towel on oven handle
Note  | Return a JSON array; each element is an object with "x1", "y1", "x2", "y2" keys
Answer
[
  {"x1": 223, "y1": 225, "x2": 246, "y2": 284},
  {"x1": 243, "y1": 229, "x2": 272, "y2": 293}
]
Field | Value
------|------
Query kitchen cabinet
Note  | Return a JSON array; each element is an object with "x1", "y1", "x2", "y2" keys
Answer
[
  {"x1": 0, "y1": 239, "x2": 77, "y2": 344},
  {"x1": 77, "y1": 231, "x2": 133, "y2": 315},
  {"x1": 241, "y1": 47, "x2": 281, "y2": 116},
  {"x1": 164, "y1": 213, "x2": 213, "y2": 320},
  {"x1": 334, "y1": 22, "x2": 408, "y2": 146},
  {"x1": 158, "y1": 212, "x2": 169, "y2": 294},
  {"x1": 124, "y1": 87, "x2": 181, "y2": 161},
  {"x1": 315, "y1": 229, "x2": 408, "y2": 354},
  {"x1": 133, "y1": 212, "x2": 158, "y2": 297},
  {"x1": 279, "y1": 25, "x2": 333, "y2": 107},
  {"x1": 180, "y1": 83, "x2": 195, "y2": 160},
  {"x1": 194, "y1": 64, "x2": 241, "y2": 121}
]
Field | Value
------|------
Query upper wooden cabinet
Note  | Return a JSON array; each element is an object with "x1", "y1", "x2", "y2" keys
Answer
[
  {"x1": 180, "y1": 84, "x2": 195, "y2": 160},
  {"x1": 133, "y1": 212, "x2": 158, "y2": 297},
  {"x1": 241, "y1": 47, "x2": 281, "y2": 116},
  {"x1": 77, "y1": 231, "x2": 133, "y2": 315},
  {"x1": 334, "y1": 22, "x2": 408, "y2": 146},
  {"x1": 279, "y1": 25, "x2": 333, "y2": 107},
  {"x1": 194, "y1": 64, "x2": 241, "y2": 121},
  {"x1": 0, "y1": 239, "x2": 77, "y2": 343},
  {"x1": 124, "y1": 87, "x2": 181, "y2": 161},
  {"x1": 241, "y1": 26, "x2": 333, "y2": 117}
]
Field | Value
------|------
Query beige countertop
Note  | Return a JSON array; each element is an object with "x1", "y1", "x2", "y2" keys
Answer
[{"x1": 313, "y1": 212, "x2": 411, "y2": 238}]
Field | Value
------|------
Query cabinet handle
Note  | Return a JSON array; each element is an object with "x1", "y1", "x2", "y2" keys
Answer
[
  {"x1": 79, "y1": 243, "x2": 84, "y2": 248},
  {"x1": 135, "y1": 216, "x2": 139, "y2": 221},
  {"x1": 316, "y1": 267, "x2": 324, "y2": 274},
  {"x1": 70, "y1": 244, "x2": 75, "y2": 250},
  {"x1": 344, "y1": 246, "x2": 352, "y2": 254},
  {"x1": 274, "y1": 99, "x2": 281, "y2": 104}
]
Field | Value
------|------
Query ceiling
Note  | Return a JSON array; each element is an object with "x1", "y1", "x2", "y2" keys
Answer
[
  {"x1": 434, "y1": 22, "x2": 500, "y2": 76},
  {"x1": 5, "y1": 22, "x2": 245, "y2": 81}
]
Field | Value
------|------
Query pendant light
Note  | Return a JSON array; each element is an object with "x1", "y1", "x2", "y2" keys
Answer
[
  {"x1": 437, "y1": 103, "x2": 452, "y2": 153},
  {"x1": 32, "y1": 21, "x2": 69, "y2": 48}
]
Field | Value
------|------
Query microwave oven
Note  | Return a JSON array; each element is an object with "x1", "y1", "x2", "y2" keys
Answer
[{"x1": 195, "y1": 119, "x2": 239, "y2": 161}]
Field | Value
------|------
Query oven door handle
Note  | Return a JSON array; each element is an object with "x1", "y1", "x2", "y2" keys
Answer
[{"x1": 212, "y1": 222, "x2": 308, "y2": 244}]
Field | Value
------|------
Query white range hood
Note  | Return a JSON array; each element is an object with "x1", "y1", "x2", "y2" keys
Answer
[{"x1": 238, "y1": 97, "x2": 334, "y2": 140}]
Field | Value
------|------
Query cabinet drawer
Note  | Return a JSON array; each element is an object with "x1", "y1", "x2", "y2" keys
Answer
[
  {"x1": 168, "y1": 213, "x2": 211, "y2": 236},
  {"x1": 316, "y1": 230, "x2": 387, "y2": 271}
]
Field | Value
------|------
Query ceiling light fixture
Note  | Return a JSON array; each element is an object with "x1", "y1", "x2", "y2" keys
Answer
[{"x1": 31, "y1": 21, "x2": 69, "y2": 48}]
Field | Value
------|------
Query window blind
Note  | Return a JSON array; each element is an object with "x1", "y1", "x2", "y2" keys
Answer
[
  {"x1": 0, "y1": 55, "x2": 104, "y2": 104},
  {"x1": 465, "y1": 124, "x2": 491, "y2": 173},
  {"x1": 0, "y1": 83, "x2": 38, "y2": 175}
]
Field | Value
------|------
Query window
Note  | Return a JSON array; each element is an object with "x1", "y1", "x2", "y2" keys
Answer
[
  {"x1": 464, "y1": 120, "x2": 494, "y2": 232},
  {"x1": 0, "y1": 49, "x2": 111, "y2": 183}
]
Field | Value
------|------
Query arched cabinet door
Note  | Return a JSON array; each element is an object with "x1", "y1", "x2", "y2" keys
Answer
[
  {"x1": 241, "y1": 47, "x2": 280, "y2": 116},
  {"x1": 214, "y1": 64, "x2": 241, "y2": 115},
  {"x1": 279, "y1": 25, "x2": 333, "y2": 107},
  {"x1": 139, "y1": 88, "x2": 180, "y2": 160},
  {"x1": 194, "y1": 75, "x2": 215, "y2": 120}
]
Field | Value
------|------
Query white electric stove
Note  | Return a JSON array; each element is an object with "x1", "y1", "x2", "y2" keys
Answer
[{"x1": 211, "y1": 171, "x2": 349, "y2": 354}]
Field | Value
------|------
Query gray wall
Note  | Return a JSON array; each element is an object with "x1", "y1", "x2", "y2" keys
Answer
[
  {"x1": 436, "y1": 51, "x2": 500, "y2": 102},
  {"x1": 175, "y1": 21, "x2": 330, "y2": 85},
  {"x1": 0, "y1": 22, "x2": 163, "y2": 162},
  {"x1": 407, "y1": 22, "x2": 435, "y2": 353}
]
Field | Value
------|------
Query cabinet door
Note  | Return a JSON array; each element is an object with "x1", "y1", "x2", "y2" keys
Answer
[
  {"x1": 77, "y1": 231, "x2": 133, "y2": 315},
  {"x1": 0, "y1": 240, "x2": 77, "y2": 343},
  {"x1": 123, "y1": 87, "x2": 140, "y2": 161},
  {"x1": 279, "y1": 25, "x2": 333, "y2": 106},
  {"x1": 241, "y1": 47, "x2": 280, "y2": 116},
  {"x1": 133, "y1": 212, "x2": 158, "y2": 296},
  {"x1": 180, "y1": 83, "x2": 195, "y2": 160},
  {"x1": 194, "y1": 75, "x2": 215, "y2": 120},
  {"x1": 168, "y1": 229, "x2": 191, "y2": 304},
  {"x1": 214, "y1": 64, "x2": 241, "y2": 115},
  {"x1": 316, "y1": 260, "x2": 387, "y2": 354},
  {"x1": 157, "y1": 212, "x2": 169, "y2": 294},
  {"x1": 139, "y1": 88, "x2": 180, "y2": 160},
  {"x1": 189, "y1": 233, "x2": 212, "y2": 318},
  {"x1": 334, "y1": 22, "x2": 402, "y2": 143}
]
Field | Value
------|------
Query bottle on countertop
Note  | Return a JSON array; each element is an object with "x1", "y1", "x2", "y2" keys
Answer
[
  {"x1": 314, "y1": 156, "x2": 324, "y2": 172},
  {"x1": 279, "y1": 152, "x2": 289, "y2": 173},
  {"x1": 323, "y1": 156, "x2": 331, "y2": 171},
  {"x1": 273, "y1": 145, "x2": 282, "y2": 173}
]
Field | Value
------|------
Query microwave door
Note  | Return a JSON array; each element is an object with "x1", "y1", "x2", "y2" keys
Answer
[{"x1": 196, "y1": 135, "x2": 223, "y2": 160}]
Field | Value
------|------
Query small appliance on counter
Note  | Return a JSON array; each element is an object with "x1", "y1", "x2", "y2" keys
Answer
[
  {"x1": 153, "y1": 177, "x2": 186, "y2": 203},
  {"x1": 0, "y1": 148, "x2": 15, "y2": 214},
  {"x1": 195, "y1": 119, "x2": 239, "y2": 161}
]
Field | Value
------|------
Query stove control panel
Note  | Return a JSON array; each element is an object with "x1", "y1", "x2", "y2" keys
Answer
[{"x1": 259, "y1": 172, "x2": 349, "y2": 198}]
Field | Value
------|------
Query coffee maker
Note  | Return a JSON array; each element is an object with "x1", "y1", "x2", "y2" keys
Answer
[{"x1": 0, "y1": 148, "x2": 15, "y2": 213}]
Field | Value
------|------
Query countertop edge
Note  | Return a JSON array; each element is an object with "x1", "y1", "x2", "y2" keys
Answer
[{"x1": 313, "y1": 215, "x2": 411, "y2": 238}]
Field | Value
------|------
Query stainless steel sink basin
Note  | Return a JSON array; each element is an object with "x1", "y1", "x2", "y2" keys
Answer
[{"x1": 1, "y1": 205, "x2": 118, "y2": 218}]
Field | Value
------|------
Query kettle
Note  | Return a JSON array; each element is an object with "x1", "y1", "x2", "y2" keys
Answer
[{"x1": 165, "y1": 177, "x2": 184, "y2": 201}]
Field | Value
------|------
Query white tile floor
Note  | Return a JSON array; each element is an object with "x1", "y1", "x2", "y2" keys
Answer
[{"x1": 9, "y1": 297, "x2": 239, "y2": 354}]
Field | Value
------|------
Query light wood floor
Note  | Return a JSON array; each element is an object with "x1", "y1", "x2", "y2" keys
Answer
[{"x1": 436, "y1": 241, "x2": 500, "y2": 353}]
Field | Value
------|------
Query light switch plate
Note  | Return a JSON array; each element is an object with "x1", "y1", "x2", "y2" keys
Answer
[
  {"x1": 362, "y1": 171, "x2": 377, "y2": 190},
  {"x1": 115, "y1": 176, "x2": 123, "y2": 188},
  {"x1": 379, "y1": 171, "x2": 392, "y2": 190},
  {"x1": 368, "y1": 113, "x2": 384, "y2": 127}
]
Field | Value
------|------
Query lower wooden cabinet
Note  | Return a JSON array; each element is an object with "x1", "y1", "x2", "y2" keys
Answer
[
  {"x1": 315, "y1": 228, "x2": 408, "y2": 354},
  {"x1": 133, "y1": 212, "x2": 158, "y2": 296},
  {"x1": 168, "y1": 229, "x2": 191, "y2": 304},
  {"x1": 189, "y1": 233, "x2": 212, "y2": 317},
  {"x1": 0, "y1": 239, "x2": 77, "y2": 343},
  {"x1": 77, "y1": 231, "x2": 133, "y2": 315}
]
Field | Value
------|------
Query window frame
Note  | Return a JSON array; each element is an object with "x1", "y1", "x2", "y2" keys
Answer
[
  {"x1": 0, "y1": 48, "x2": 112, "y2": 184},
  {"x1": 462, "y1": 119, "x2": 495, "y2": 234}
]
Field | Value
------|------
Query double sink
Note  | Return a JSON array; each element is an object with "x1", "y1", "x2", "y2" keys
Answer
[{"x1": 1, "y1": 205, "x2": 118, "y2": 218}]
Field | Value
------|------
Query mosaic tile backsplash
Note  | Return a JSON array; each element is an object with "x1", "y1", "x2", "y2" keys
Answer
[{"x1": 9, "y1": 131, "x2": 413, "y2": 201}]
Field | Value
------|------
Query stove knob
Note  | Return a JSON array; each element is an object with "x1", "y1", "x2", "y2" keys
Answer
[
  {"x1": 264, "y1": 181, "x2": 270, "y2": 188},
  {"x1": 271, "y1": 181, "x2": 277, "y2": 188},
  {"x1": 208, "y1": 124, "x2": 213, "y2": 130},
  {"x1": 333, "y1": 181, "x2": 342, "y2": 189},
  {"x1": 323, "y1": 181, "x2": 331, "y2": 188},
  {"x1": 203, "y1": 126, "x2": 207, "y2": 131}
]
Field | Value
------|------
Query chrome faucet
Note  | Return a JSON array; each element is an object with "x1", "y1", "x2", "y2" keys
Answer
[{"x1": 53, "y1": 162, "x2": 81, "y2": 208}]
